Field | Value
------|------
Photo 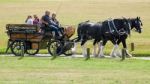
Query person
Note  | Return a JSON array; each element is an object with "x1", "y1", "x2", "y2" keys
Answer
[
  {"x1": 25, "y1": 15, "x2": 33, "y2": 25},
  {"x1": 52, "y1": 13, "x2": 59, "y2": 25},
  {"x1": 51, "y1": 13, "x2": 64, "y2": 36},
  {"x1": 33, "y1": 15, "x2": 39, "y2": 25},
  {"x1": 40, "y1": 11, "x2": 62, "y2": 38}
]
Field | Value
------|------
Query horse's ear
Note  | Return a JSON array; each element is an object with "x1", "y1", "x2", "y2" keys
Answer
[{"x1": 139, "y1": 17, "x2": 141, "y2": 19}]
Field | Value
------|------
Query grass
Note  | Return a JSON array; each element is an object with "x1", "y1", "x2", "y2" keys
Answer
[
  {"x1": 0, "y1": 56, "x2": 150, "y2": 84},
  {"x1": 0, "y1": 0, "x2": 150, "y2": 55}
]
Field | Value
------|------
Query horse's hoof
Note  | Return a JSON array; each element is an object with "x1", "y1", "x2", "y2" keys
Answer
[
  {"x1": 83, "y1": 54, "x2": 88, "y2": 57},
  {"x1": 71, "y1": 55, "x2": 76, "y2": 58},
  {"x1": 110, "y1": 53, "x2": 117, "y2": 58},
  {"x1": 126, "y1": 54, "x2": 132, "y2": 58},
  {"x1": 118, "y1": 55, "x2": 122, "y2": 58},
  {"x1": 125, "y1": 50, "x2": 132, "y2": 58},
  {"x1": 110, "y1": 56, "x2": 117, "y2": 58},
  {"x1": 99, "y1": 56, "x2": 105, "y2": 58},
  {"x1": 93, "y1": 54, "x2": 98, "y2": 58}
]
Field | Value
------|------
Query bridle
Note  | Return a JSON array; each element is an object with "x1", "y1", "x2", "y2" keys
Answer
[{"x1": 130, "y1": 18, "x2": 142, "y2": 33}]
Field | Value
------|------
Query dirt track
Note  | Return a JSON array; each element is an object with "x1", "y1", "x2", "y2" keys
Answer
[{"x1": 0, "y1": 54, "x2": 150, "y2": 60}]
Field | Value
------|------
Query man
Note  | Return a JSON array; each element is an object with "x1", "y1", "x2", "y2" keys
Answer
[{"x1": 41, "y1": 11, "x2": 62, "y2": 38}]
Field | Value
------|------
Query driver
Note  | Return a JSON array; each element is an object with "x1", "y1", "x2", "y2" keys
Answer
[{"x1": 40, "y1": 11, "x2": 62, "y2": 38}]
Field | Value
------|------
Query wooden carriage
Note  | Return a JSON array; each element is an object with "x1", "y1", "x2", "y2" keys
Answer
[{"x1": 6, "y1": 24, "x2": 75, "y2": 56}]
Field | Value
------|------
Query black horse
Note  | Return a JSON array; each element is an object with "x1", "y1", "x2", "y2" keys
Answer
[
  {"x1": 74, "y1": 18, "x2": 131, "y2": 57},
  {"x1": 96, "y1": 18, "x2": 132, "y2": 57},
  {"x1": 115, "y1": 17, "x2": 143, "y2": 57},
  {"x1": 74, "y1": 21, "x2": 102, "y2": 57}
]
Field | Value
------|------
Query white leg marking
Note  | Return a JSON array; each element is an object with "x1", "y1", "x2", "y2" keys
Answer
[
  {"x1": 71, "y1": 42, "x2": 77, "y2": 57},
  {"x1": 82, "y1": 44, "x2": 87, "y2": 57},
  {"x1": 97, "y1": 42, "x2": 101, "y2": 57},
  {"x1": 116, "y1": 48, "x2": 122, "y2": 58},
  {"x1": 110, "y1": 45, "x2": 118, "y2": 57},
  {"x1": 93, "y1": 44, "x2": 97, "y2": 57},
  {"x1": 98, "y1": 45, "x2": 105, "y2": 58}
]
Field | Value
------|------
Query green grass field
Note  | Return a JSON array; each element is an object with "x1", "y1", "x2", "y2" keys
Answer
[
  {"x1": 0, "y1": 0, "x2": 150, "y2": 56},
  {"x1": 0, "y1": 56, "x2": 150, "y2": 84}
]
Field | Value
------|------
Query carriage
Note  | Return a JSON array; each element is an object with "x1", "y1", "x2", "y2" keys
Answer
[{"x1": 5, "y1": 24, "x2": 76, "y2": 56}]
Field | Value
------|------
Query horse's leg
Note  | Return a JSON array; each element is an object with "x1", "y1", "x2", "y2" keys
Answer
[
  {"x1": 95, "y1": 39, "x2": 102, "y2": 57},
  {"x1": 116, "y1": 39, "x2": 122, "y2": 57},
  {"x1": 122, "y1": 39, "x2": 132, "y2": 58},
  {"x1": 110, "y1": 39, "x2": 118, "y2": 58},
  {"x1": 93, "y1": 39, "x2": 98, "y2": 57},
  {"x1": 81, "y1": 40, "x2": 87, "y2": 57},
  {"x1": 98, "y1": 40, "x2": 107, "y2": 58},
  {"x1": 71, "y1": 42, "x2": 78, "y2": 57},
  {"x1": 97, "y1": 41, "x2": 102, "y2": 57}
]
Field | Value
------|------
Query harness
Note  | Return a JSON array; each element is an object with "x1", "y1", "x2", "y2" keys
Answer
[
  {"x1": 107, "y1": 19, "x2": 118, "y2": 34},
  {"x1": 107, "y1": 19, "x2": 131, "y2": 35}
]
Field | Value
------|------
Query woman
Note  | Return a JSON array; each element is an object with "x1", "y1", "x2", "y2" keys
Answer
[
  {"x1": 51, "y1": 13, "x2": 59, "y2": 25},
  {"x1": 33, "y1": 15, "x2": 39, "y2": 25},
  {"x1": 25, "y1": 15, "x2": 33, "y2": 25}
]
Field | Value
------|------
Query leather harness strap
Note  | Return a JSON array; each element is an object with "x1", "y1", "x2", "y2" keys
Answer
[{"x1": 107, "y1": 19, "x2": 131, "y2": 35}]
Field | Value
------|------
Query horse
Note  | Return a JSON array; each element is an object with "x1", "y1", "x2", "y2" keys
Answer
[
  {"x1": 113, "y1": 17, "x2": 143, "y2": 57},
  {"x1": 74, "y1": 20, "x2": 102, "y2": 57},
  {"x1": 74, "y1": 18, "x2": 131, "y2": 57},
  {"x1": 97, "y1": 18, "x2": 131, "y2": 57}
]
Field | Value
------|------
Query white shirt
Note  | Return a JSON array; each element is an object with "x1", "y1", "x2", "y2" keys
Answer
[{"x1": 26, "y1": 18, "x2": 33, "y2": 25}]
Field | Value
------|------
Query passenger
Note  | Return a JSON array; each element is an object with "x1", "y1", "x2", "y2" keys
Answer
[
  {"x1": 33, "y1": 15, "x2": 39, "y2": 25},
  {"x1": 51, "y1": 13, "x2": 64, "y2": 35},
  {"x1": 52, "y1": 13, "x2": 59, "y2": 25},
  {"x1": 25, "y1": 15, "x2": 33, "y2": 25},
  {"x1": 41, "y1": 11, "x2": 62, "y2": 38}
]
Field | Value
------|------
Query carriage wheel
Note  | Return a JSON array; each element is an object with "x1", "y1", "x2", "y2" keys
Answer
[
  {"x1": 63, "y1": 42, "x2": 74, "y2": 56},
  {"x1": 48, "y1": 40, "x2": 63, "y2": 56},
  {"x1": 26, "y1": 49, "x2": 39, "y2": 55},
  {"x1": 64, "y1": 49, "x2": 73, "y2": 56},
  {"x1": 10, "y1": 41, "x2": 25, "y2": 56}
]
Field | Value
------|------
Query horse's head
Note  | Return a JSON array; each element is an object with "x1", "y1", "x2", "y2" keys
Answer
[{"x1": 130, "y1": 17, "x2": 143, "y2": 33}]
